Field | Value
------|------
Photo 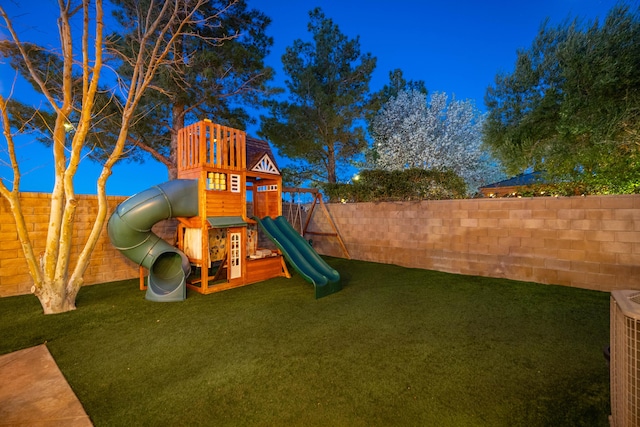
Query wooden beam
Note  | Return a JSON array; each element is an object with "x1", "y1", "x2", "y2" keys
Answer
[
  {"x1": 283, "y1": 187, "x2": 319, "y2": 194},
  {"x1": 304, "y1": 231, "x2": 338, "y2": 237},
  {"x1": 316, "y1": 196, "x2": 350, "y2": 259}
]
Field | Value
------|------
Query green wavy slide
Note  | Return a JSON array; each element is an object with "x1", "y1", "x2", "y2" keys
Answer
[
  {"x1": 108, "y1": 180, "x2": 199, "y2": 302},
  {"x1": 254, "y1": 216, "x2": 341, "y2": 299}
]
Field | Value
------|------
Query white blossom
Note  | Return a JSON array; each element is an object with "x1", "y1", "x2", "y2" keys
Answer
[{"x1": 370, "y1": 90, "x2": 506, "y2": 193}]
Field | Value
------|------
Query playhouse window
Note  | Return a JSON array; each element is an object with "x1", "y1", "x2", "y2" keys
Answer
[
  {"x1": 207, "y1": 172, "x2": 227, "y2": 191},
  {"x1": 257, "y1": 184, "x2": 278, "y2": 192},
  {"x1": 230, "y1": 174, "x2": 241, "y2": 193}
]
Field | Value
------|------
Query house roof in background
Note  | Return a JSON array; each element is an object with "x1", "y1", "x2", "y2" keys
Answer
[{"x1": 480, "y1": 171, "x2": 545, "y2": 190}]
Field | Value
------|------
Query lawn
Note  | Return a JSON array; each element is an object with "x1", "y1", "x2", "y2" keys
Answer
[{"x1": 0, "y1": 257, "x2": 610, "y2": 426}]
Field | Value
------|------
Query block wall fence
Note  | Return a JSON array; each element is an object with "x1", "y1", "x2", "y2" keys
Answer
[
  {"x1": 0, "y1": 193, "x2": 176, "y2": 297},
  {"x1": 306, "y1": 195, "x2": 640, "y2": 293},
  {"x1": 1, "y1": 192, "x2": 639, "y2": 297}
]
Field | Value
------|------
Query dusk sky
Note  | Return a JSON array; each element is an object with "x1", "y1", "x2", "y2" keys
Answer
[{"x1": 0, "y1": 0, "x2": 627, "y2": 195}]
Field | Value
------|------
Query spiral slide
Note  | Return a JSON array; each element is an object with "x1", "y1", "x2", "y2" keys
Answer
[
  {"x1": 108, "y1": 180, "x2": 199, "y2": 302},
  {"x1": 255, "y1": 216, "x2": 341, "y2": 299}
]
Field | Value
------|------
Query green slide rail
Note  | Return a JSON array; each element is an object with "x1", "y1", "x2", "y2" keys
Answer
[
  {"x1": 254, "y1": 216, "x2": 341, "y2": 299},
  {"x1": 108, "y1": 180, "x2": 199, "y2": 302}
]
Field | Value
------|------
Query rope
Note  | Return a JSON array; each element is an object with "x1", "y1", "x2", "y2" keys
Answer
[{"x1": 285, "y1": 191, "x2": 303, "y2": 235}]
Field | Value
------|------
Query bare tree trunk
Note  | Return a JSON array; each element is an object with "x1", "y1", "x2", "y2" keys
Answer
[
  {"x1": 327, "y1": 142, "x2": 337, "y2": 183},
  {"x1": 168, "y1": 103, "x2": 186, "y2": 180},
  {"x1": 36, "y1": 279, "x2": 77, "y2": 313}
]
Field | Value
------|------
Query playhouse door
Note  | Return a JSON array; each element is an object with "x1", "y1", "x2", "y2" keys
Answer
[{"x1": 229, "y1": 232, "x2": 242, "y2": 279}]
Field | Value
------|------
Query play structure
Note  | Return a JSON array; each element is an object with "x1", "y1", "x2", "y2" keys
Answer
[{"x1": 108, "y1": 120, "x2": 341, "y2": 301}]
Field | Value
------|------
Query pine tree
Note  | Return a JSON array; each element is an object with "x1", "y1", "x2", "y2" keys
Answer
[{"x1": 259, "y1": 8, "x2": 376, "y2": 184}]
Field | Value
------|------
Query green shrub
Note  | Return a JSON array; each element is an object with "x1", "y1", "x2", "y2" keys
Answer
[
  {"x1": 510, "y1": 181, "x2": 640, "y2": 198},
  {"x1": 323, "y1": 168, "x2": 467, "y2": 202}
]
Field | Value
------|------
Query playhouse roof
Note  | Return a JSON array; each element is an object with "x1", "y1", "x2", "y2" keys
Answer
[{"x1": 246, "y1": 136, "x2": 280, "y2": 175}]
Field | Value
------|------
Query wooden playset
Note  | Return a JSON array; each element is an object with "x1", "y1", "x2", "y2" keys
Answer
[
  {"x1": 112, "y1": 118, "x2": 342, "y2": 300},
  {"x1": 172, "y1": 119, "x2": 290, "y2": 294}
]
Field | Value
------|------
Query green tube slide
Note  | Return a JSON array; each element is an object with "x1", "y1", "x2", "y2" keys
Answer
[
  {"x1": 108, "y1": 180, "x2": 199, "y2": 302},
  {"x1": 254, "y1": 216, "x2": 341, "y2": 299}
]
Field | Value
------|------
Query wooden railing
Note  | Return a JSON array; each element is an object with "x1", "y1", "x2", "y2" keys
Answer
[{"x1": 177, "y1": 120, "x2": 246, "y2": 172}]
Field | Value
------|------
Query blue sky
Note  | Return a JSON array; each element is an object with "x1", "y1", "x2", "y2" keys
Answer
[{"x1": 0, "y1": 0, "x2": 627, "y2": 195}]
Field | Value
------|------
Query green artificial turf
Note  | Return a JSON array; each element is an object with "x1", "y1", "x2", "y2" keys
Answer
[{"x1": 0, "y1": 258, "x2": 610, "y2": 426}]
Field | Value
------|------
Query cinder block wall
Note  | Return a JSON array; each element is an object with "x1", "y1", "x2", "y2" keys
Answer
[
  {"x1": 0, "y1": 193, "x2": 176, "y2": 297},
  {"x1": 3, "y1": 193, "x2": 639, "y2": 297},
  {"x1": 306, "y1": 195, "x2": 640, "y2": 292}
]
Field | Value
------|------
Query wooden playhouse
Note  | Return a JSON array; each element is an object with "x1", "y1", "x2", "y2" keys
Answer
[{"x1": 174, "y1": 119, "x2": 290, "y2": 294}]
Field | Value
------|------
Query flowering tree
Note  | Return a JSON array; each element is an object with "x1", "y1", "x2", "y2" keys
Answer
[{"x1": 369, "y1": 90, "x2": 505, "y2": 193}]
